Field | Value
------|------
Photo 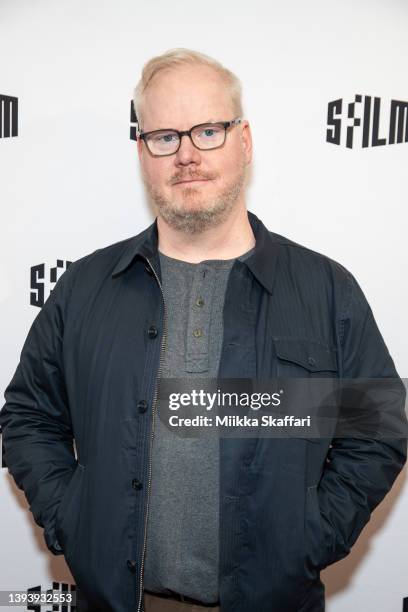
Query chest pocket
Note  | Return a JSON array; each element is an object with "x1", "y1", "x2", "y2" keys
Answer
[{"x1": 273, "y1": 338, "x2": 338, "y2": 377}]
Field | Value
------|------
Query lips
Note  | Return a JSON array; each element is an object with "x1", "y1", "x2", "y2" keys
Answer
[{"x1": 174, "y1": 178, "x2": 211, "y2": 185}]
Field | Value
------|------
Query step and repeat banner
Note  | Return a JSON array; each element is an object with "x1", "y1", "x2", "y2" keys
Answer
[{"x1": 1, "y1": 0, "x2": 407, "y2": 610}]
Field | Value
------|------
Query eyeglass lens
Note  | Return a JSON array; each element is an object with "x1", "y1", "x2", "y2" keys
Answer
[{"x1": 145, "y1": 123, "x2": 226, "y2": 155}]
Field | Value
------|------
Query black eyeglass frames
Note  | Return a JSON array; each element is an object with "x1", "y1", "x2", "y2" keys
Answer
[{"x1": 136, "y1": 117, "x2": 242, "y2": 156}]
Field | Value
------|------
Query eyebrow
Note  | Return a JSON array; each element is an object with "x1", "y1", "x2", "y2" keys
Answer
[
  {"x1": 172, "y1": 119, "x2": 219, "y2": 127},
  {"x1": 143, "y1": 118, "x2": 221, "y2": 133}
]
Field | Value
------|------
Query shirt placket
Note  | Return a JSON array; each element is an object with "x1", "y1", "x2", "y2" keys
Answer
[{"x1": 186, "y1": 263, "x2": 217, "y2": 373}]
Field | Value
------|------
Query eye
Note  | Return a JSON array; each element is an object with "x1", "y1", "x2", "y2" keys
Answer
[
  {"x1": 200, "y1": 126, "x2": 223, "y2": 138},
  {"x1": 155, "y1": 133, "x2": 177, "y2": 143}
]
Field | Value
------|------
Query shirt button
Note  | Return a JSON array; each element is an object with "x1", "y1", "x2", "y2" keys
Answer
[
  {"x1": 193, "y1": 328, "x2": 203, "y2": 338},
  {"x1": 148, "y1": 325, "x2": 158, "y2": 339},
  {"x1": 132, "y1": 479, "x2": 143, "y2": 490},
  {"x1": 195, "y1": 297, "x2": 205, "y2": 307},
  {"x1": 307, "y1": 356, "x2": 316, "y2": 367},
  {"x1": 137, "y1": 400, "x2": 148, "y2": 413},
  {"x1": 127, "y1": 559, "x2": 137, "y2": 573}
]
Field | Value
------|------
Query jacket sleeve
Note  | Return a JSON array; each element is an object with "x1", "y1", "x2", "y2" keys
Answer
[
  {"x1": 0, "y1": 263, "x2": 78, "y2": 555},
  {"x1": 316, "y1": 271, "x2": 407, "y2": 569}
]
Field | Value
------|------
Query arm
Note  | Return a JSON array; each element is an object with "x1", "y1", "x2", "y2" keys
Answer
[
  {"x1": 0, "y1": 263, "x2": 78, "y2": 555},
  {"x1": 316, "y1": 271, "x2": 407, "y2": 568}
]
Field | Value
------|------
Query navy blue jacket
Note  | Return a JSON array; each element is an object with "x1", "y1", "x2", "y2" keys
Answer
[{"x1": 1, "y1": 211, "x2": 406, "y2": 612}]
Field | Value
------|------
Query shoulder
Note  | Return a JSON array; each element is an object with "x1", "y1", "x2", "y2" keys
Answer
[
  {"x1": 265, "y1": 229, "x2": 367, "y2": 319},
  {"x1": 59, "y1": 224, "x2": 152, "y2": 286},
  {"x1": 269, "y1": 230, "x2": 354, "y2": 286}
]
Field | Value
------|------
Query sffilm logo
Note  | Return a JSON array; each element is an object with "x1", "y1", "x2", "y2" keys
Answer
[
  {"x1": 30, "y1": 260, "x2": 72, "y2": 308},
  {"x1": 130, "y1": 100, "x2": 137, "y2": 141},
  {"x1": 326, "y1": 95, "x2": 408, "y2": 148},
  {"x1": 0, "y1": 94, "x2": 18, "y2": 138},
  {"x1": 26, "y1": 582, "x2": 76, "y2": 611}
]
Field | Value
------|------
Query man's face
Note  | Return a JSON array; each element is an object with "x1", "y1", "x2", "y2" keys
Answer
[{"x1": 137, "y1": 65, "x2": 252, "y2": 234}]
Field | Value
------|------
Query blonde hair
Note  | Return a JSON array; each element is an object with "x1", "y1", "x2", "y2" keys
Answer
[{"x1": 133, "y1": 47, "x2": 243, "y2": 128}]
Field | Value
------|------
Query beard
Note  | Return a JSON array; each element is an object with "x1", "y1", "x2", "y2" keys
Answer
[{"x1": 143, "y1": 161, "x2": 246, "y2": 234}]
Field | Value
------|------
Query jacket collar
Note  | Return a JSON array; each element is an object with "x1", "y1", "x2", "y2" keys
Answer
[{"x1": 111, "y1": 210, "x2": 279, "y2": 294}]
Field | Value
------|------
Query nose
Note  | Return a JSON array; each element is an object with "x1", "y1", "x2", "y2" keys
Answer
[{"x1": 174, "y1": 134, "x2": 202, "y2": 167}]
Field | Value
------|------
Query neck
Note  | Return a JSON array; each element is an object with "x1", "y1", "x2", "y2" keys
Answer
[{"x1": 156, "y1": 204, "x2": 256, "y2": 263}]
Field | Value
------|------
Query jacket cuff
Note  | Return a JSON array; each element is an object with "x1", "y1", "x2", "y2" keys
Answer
[{"x1": 44, "y1": 525, "x2": 64, "y2": 556}]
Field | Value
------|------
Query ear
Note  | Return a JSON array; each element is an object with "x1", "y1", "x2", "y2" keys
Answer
[
  {"x1": 137, "y1": 136, "x2": 143, "y2": 161},
  {"x1": 240, "y1": 120, "x2": 253, "y2": 165}
]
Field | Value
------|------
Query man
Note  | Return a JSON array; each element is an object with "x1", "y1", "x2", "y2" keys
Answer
[{"x1": 0, "y1": 48, "x2": 406, "y2": 612}]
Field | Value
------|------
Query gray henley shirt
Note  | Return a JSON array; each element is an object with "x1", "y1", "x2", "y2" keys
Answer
[{"x1": 143, "y1": 244, "x2": 255, "y2": 603}]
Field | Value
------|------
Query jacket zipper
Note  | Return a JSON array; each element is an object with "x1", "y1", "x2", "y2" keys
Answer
[{"x1": 136, "y1": 257, "x2": 167, "y2": 612}]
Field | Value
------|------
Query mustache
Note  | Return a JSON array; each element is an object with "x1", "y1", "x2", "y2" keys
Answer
[{"x1": 170, "y1": 172, "x2": 218, "y2": 184}]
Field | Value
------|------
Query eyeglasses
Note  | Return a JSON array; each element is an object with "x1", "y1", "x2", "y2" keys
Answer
[{"x1": 136, "y1": 117, "x2": 242, "y2": 157}]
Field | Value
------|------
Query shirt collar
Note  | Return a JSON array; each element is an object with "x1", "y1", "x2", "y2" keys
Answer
[{"x1": 111, "y1": 210, "x2": 279, "y2": 294}]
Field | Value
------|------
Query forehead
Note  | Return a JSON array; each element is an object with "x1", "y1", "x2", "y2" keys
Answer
[{"x1": 142, "y1": 65, "x2": 234, "y2": 129}]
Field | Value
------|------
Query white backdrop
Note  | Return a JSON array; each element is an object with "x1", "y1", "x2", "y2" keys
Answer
[{"x1": 1, "y1": 0, "x2": 407, "y2": 610}]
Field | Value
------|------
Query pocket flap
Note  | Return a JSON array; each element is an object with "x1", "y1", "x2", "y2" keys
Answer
[{"x1": 273, "y1": 338, "x2": 338, "y2": 372}]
